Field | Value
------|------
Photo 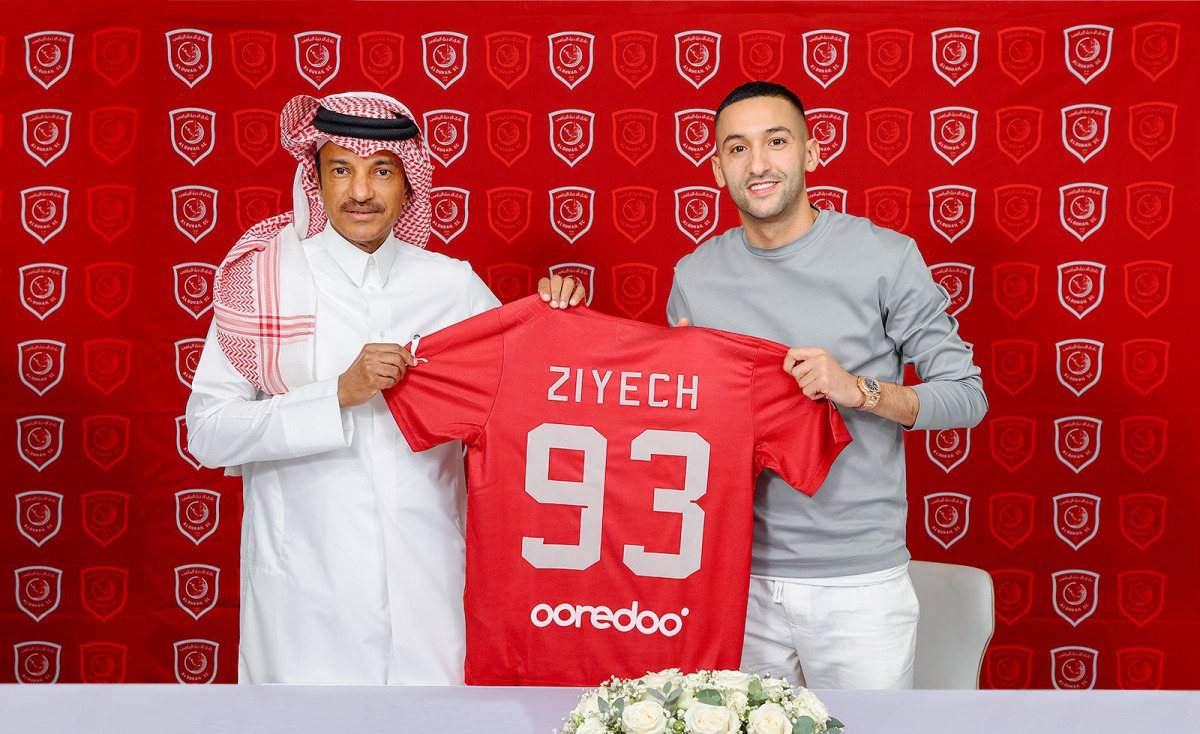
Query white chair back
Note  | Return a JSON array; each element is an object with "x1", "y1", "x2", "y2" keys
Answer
[{"x1": 908, "y1": 560, "x2": 995, "y2": 689}]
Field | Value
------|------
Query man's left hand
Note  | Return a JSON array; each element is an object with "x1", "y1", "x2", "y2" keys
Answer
[
  {"x1": 537, "y1": 275, "x2": 586, "y2": 309},
  {"x1": 783, "y1": 347, "x2": 863, "y2": 408}
]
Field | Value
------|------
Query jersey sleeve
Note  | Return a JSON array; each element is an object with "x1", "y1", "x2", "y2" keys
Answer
[
  {"x1": 384, "y1": 307, "x2": 505, "y2": 451},
  {"x1": 750, "y1": 342, "x2": 853, "y2": 496}
]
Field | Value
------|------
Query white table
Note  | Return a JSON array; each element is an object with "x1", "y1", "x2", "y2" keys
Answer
[{"x1": 4, "y1": 685, "x2": 1198, "y2": 733}]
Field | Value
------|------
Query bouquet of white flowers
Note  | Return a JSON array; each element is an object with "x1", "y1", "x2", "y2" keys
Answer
[{"x1": 556, "y1": 669, "x2": 845, "y2": 734}]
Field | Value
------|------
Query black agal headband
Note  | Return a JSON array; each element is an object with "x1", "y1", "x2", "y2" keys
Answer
[{"x1": 312, "y1": 106, "x2": 419, "y2": 141}]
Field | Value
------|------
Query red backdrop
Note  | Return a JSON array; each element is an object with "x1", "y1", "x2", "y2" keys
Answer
[{"x1": 2, "y1": 0, "x2": 1196, "y2": 688}]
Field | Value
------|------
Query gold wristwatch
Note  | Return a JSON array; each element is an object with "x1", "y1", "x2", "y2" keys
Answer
[{"x1": 856, "y1": 375, "x2": 882, "y2": 410}]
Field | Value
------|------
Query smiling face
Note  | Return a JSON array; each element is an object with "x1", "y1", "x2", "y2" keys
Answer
[
  {"x1": 315, "y1": 142, "x2": 407, "y2": 252},
  {"x1": 711, "y1": 95, "x2": 819, "y2": 245}
]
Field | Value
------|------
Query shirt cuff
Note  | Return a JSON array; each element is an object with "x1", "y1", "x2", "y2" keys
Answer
[{"x1": 280, "y1": 377, "x2": 355, "y2": 454}]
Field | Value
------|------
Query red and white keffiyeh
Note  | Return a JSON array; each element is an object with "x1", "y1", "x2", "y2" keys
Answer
[{"x1": 212, "y1": 92, "x2": 433, "y2": 395}]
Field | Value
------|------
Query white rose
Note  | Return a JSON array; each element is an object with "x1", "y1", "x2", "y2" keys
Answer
[
  {"x1": 683, "y1": 672, "x2": 710, "y2": 688},
  {"x1": 760, "y1": 677, "x2": 787, "y2": 697},
  {"x1": 622, "y1": 700, "x2": 668, "y2": 734},
  {"x1": 574, "y1": 691, "x2": 601, "y2": 717},
  {"x1": 791, "y1": 687, "x2": 830, "y2": 723},
  {"x1": 684, "y1": 703, "x2": 739, "y2": 734},
  {"x1": 711, "y1": 670, "x2": 754, "y2": 693},
  {"x1": 675, "y1": 689, "x2": 696, "y2": 710},
  {"x1": 726, "y1": 691, "x2": 750, "y2": 716},
  {"x1": 575, "y1": 716, "x2": 607, "y2": 734},
  {"x1": 747, "y1": 703, "x2": 791, "y2": 734},
  {"x1": 639, "y1": 669, "x2": 680, "y2": 692}
]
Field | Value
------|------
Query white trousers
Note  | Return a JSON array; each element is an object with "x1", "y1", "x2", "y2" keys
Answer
[{"x1": 739, "y1": 572, "x2": 919, "y2": 689}]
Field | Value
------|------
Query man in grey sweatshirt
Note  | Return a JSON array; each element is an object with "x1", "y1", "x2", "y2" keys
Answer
[{"x1": 667, "y1": 81, "x2": 987, "y2": 689}]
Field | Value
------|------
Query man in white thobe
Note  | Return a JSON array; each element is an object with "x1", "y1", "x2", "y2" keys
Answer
[{"x1": 186, "y1": 92, "x2": 583, "y2": 684}]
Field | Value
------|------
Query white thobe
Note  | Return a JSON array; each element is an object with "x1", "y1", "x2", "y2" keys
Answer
[{"x1": 185, "y1": 224, "x2": 499, "y2": 684}]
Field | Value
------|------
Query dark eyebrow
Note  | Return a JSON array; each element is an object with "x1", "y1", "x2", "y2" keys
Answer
[
  {"x1": 327, "y1": 156, "x2": 399, "y2": 167},
  {"x1": 721, "y1": 126, "x2": 796, "y2": 147}
]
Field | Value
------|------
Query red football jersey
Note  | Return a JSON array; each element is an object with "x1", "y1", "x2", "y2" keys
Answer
[{"x1": 386, "y1": 295, "x2": 850, "y2": 685}]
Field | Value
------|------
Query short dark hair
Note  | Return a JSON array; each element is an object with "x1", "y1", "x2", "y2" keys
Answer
[{"x1": 714, "y1": 81, "x2": 807, "y2": 128}]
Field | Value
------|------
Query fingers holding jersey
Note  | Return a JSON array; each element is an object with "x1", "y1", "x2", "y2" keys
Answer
[
  {"x1": 338, "y1": 343, "x2": 415, "y2": 407},
  {"x1": 674, "y1": 316, "x2": 692, "y2": 327},
  {"x1": 783, "y1": 347, "x2": 861, "y2": 407},
  {"x1": 537, "y1": 275, "x2": 586, "y2": 309}
]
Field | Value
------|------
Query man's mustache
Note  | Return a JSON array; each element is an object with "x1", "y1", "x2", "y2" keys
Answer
[{"x1": 340, "y1": 201, "x2": 384, "y2": 212}]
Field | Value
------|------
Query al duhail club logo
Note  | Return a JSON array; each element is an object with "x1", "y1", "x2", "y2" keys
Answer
[
  {"x1": 991, "y1": 339, "x2": 1037, "y2": 396},
  {"x1": 1123, "y1": 338, "x2": 1169, "y2": 396},
  {"x1": 1126, "y1": 182, "x2": 1173, "y2": 240},
  {"x1": 485, "y1": 32, "x2": 528, "y2": 89},
  {"x1": 81, "y1": 566, "x2": 128, "y2": 622},
  {"x1": 1059, "y1": 183, "x2": 1106, "y2": 242},
  {"x1": 1055, "y1": 416, "x2": 1101, "y2": 473},
  {"x1": 1129, "y1": 102, "x2": 1176, "y2": 161},
  {"x1": 429, "y1": 187, "x2": 469, "y2": 244},
  {"x1": 865, "y1": 186, "x2": 911, "y2": 232},
  {"x1": 994, "y1": 184, "x2": 1041, "y2": 242},
  {"x1": 89, "y1": 106, "x2": 138, "y2": 164},
  {"x1": 486, "y1": 264, "x2": 531, "y2": 304},
  {"x1": 84, "y1": 338, "x2": 131, "y2": 395},
  {"x1": 802, "y1": 30, "x2": 848, "y2": 88},
  {"x1": 23, "y1": 109, "x2": 71, "y2": 166},
  {"x1": 175, "y1": 564, "x2": 220, "y2": 620},
  {"x1": 423, "y1": 109, "x2": 468, "y2": 166},
  {"x1": 1064, "y1": 25, "x2": 1112, "y2": 84},
  {"x1": 235, "y1": 187, "x2": 281, "y2": 230},
  {"x1": 233, "y1": 109, "x2": 279, "y2": 166},
  {"x1": 926, "y1": 428, "x2": 969, "y2": 473},
  {"x1": 865, "y1": 108, "x2": 911, "y2": 165},
  {"x1": 15, "y1": 491, "x2": 63, "y2": 547},
  {"x1": 549, "y1": 109, "x2": 594, "y2": 167},
  {"x1": 1057, "y1": 261, "x2": 1105, "y2": 319},
  {"x1": 931, "y1": 28, "x2": 978, "y2": 86},
  {"x1": 924, "y1": 492, "x2": 969, "y2": 549},
  {"x1": 15, "y1": 566, "x2": 62, "y2": 621},
  {"x1": 174, "y1": 640, "x2": 219, "y2": 684},
  {"x1": 928, "y1": 186, "x2": 975, "y2": 243},
  {"x1": 612, "y1": 31, "x2": 656, "y2": 88},
  {"x1": 612, "y1": 186, "x2": 657, "y2": 244},
  {"x1": 80, "y1": 643, "x2": 127, "y2": 684},
  {"x1": 1117, "y1": 648, "x2": 1164, "y2": 690},
  {"x1": 738, "y1": 30, "x2": 783, "y2": 81},
  {"x1": 1056, "y1": 339, "x2": 1103, "y2": 396},
  {"x1": 487, "y1": 187, "x2": 531, "y2": 244},
  {"x1": 486, "y1": 109, "x2": 530, "y2": 166},
  {"x1": 20, "y1": 263, "x2": 67, "y2": 320},
  {"x1": 87, "y1": 262, "x2": 133, "y2": 319},
  {"x1": 1132, "y1": 22, "x2": 1179, "y2": 81},
  {"x1": 866, "y1": 29, "x2": 912, "y2": 87},
  {"x1": 22, "y1": 187, "x2": 68, "y2": 244},
  {"x1": 169, "y1": 108, "x2": 215, "y2": 165},
  {"x1": 985, "y1": 646, "x2": 1032, "y2": 689},
  {"x1": 1125, "y1": 260, "x2": 1171, "y2": 318},
  {"x1": 294, "y1": 31, "x2": 340, "y2": 89},
  {"x1": 992, "y1": 569, "x2": 1034, "y2": 625},
  {"x1": 230, "y1": 30, "x2": 276, "y2": 88},
  {"x1": 1121, "y1": 416, "x2": 1167, "y2": 474},
  {"x1": 422, "y1": 32, "x2": 467, "y2": 89},
  {"x1": 172, "y1": 186, "x2": 218, "y2": 242},
  {"x1": 359, "y1": 31, "x2": 403, "y2": 89},
  {"x1": 548, "y1": 263, "x2": 595, "y2": 307},
  {"x1": 930, "y1": 107, "x2": 976, "y2": 165},
  {"x1": 806, "y1": 108, "x2": 847, "y2": 166},
  {"x1": 549, "y1": 187, "x2": 594, "y2": 244},
  {"x1": 674, "y1": 187, "x2": 719, "y2": 244},
  {"x1": 992, "y1": 262, "x2": 1039, "y2": 320},
  {"x1": 1052, "y1": 571, "x2": 1099, "y2": 627},
  {"x1": 807, "y1": 186, "x2": 846, "y2": 214},
  {"x1": 82, "y1": 414, "x2": 130, "y2": 471},
  {"x1": 1121, "y1": 494, "x2": 1166, "y2": 551},
  {"x1": 18, "y1": 340, "x2": 64, "y2": 396},
  {"x1": 612, "y1": 264, "x2": 658, "y2": 321},
  {"x1": 989, "y1": 492, "x2": 1035, "y2": 548},
  {"x1": 26, "y1": 31, "x2": 74, "y2": 89},
  {"x1": 175, "y1": 338, "x2": 205, "y2": 388},
  {"x1": 15, "y1": 642, "x2": 61, "y2": 684},
  {"x1": 997, "y1": 27, "x2": 1044, "y2": 85},
  {"x1": 17, "y1": 416, "x2": 64, "y2": 471},
  {"x1": 548, "y1": 32, "x2": 593, "y2": 89},
  {"x1": 81, "y1": 490, "x2": 130, "y2": 547},
  {"x1": 176, "y1": 489, "x2": 221, "y2": 545},
  {"x1": 1053, "y1": 493, "x2": 1101, "y2": 550},
  {"x1": 612, "y1": 109, "x2": 656, "y2": 166},
  {"x1": 674, "y1": 109, "x2": 715, "y2": 166},
  {"x1": 1061, "y1": 104, "x2": 1110, "y2": 163},
  {"x1": 675, "y1": 30, "x2": 720, "y2": 88},
  {"x1": 88, "y1": 185, "x2": 135, "y2": 242},
  {"x1": 1118, "y1": 571, "x2": 1165, "y2": 627},
  {"x1": 990, "y1": 418, "x2": 1036, "y2": 475},
  {"x1": 995, "y1": 106, "x2": 1042, "y2": 164},
  {"x1": 173, "y1": 262, "x2": 217, "y2": 318},
  {"x1": 165, "y1": 29, "x2": 211, "y2": 87},
  {"x1": 1052, "y1": 647, "x2": 1098, "y2": 690},
  {"x1": 93, "y1": 28, "x2": 140, "y2": 85},
  {"x1": 929, "y1": 263, "x2": 973, "y2": 317}
]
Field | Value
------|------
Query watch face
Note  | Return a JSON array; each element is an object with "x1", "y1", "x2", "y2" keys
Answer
[{"x1": 863, "y1": 377, "x2": 881, "y2": 392}]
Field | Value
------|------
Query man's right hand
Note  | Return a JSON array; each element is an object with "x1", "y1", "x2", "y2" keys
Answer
[
  {"x1": 337, "y1": 343, "x2": 415, "y2": 407},
  {"x1": 674, "y1": 317, "x2": 691, "y2": 327}
]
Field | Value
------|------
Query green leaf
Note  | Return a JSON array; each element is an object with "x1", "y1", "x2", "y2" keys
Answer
[
  {"x1": 647, "y1": 688, "x2": 667, "y2": 703},
  {"x1": 665, "y1": 688, "x2": 683, "y2": 706},
  {"x1": 827, "y1": 717, "x2": 844, "y2": 728},
  {"x1": 598, "y1": 697, "x2": 609, "y2": 714},
  {"x1": 749, "y1": 679, "x2": 764, "y2": 697},
  {"x1": 793, "y1": 715, "x2": 817, "y2": 734},
  {"x1": 697, "y1": 688, "x2": 723, "y2": 706},
  {"x1": 663, "y1": 680, "x2": 673, "y2": 694},
  {"x1": 615, "y1": 697, "x2": 626, "y2": 716}
]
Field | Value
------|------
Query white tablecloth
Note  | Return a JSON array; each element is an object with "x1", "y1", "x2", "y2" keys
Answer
[{"x1": 4, "y1": 685, "x2": 1198, "y2": 733}]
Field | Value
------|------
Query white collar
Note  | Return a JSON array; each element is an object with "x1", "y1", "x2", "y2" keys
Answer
[{"x1": 319, "y1": 222, "x2": 399, "y2": 287}]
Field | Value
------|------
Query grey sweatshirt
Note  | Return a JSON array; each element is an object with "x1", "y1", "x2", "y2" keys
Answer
[{"x1": 667, "y1": 209, "x2": 987, "y2": 577}]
